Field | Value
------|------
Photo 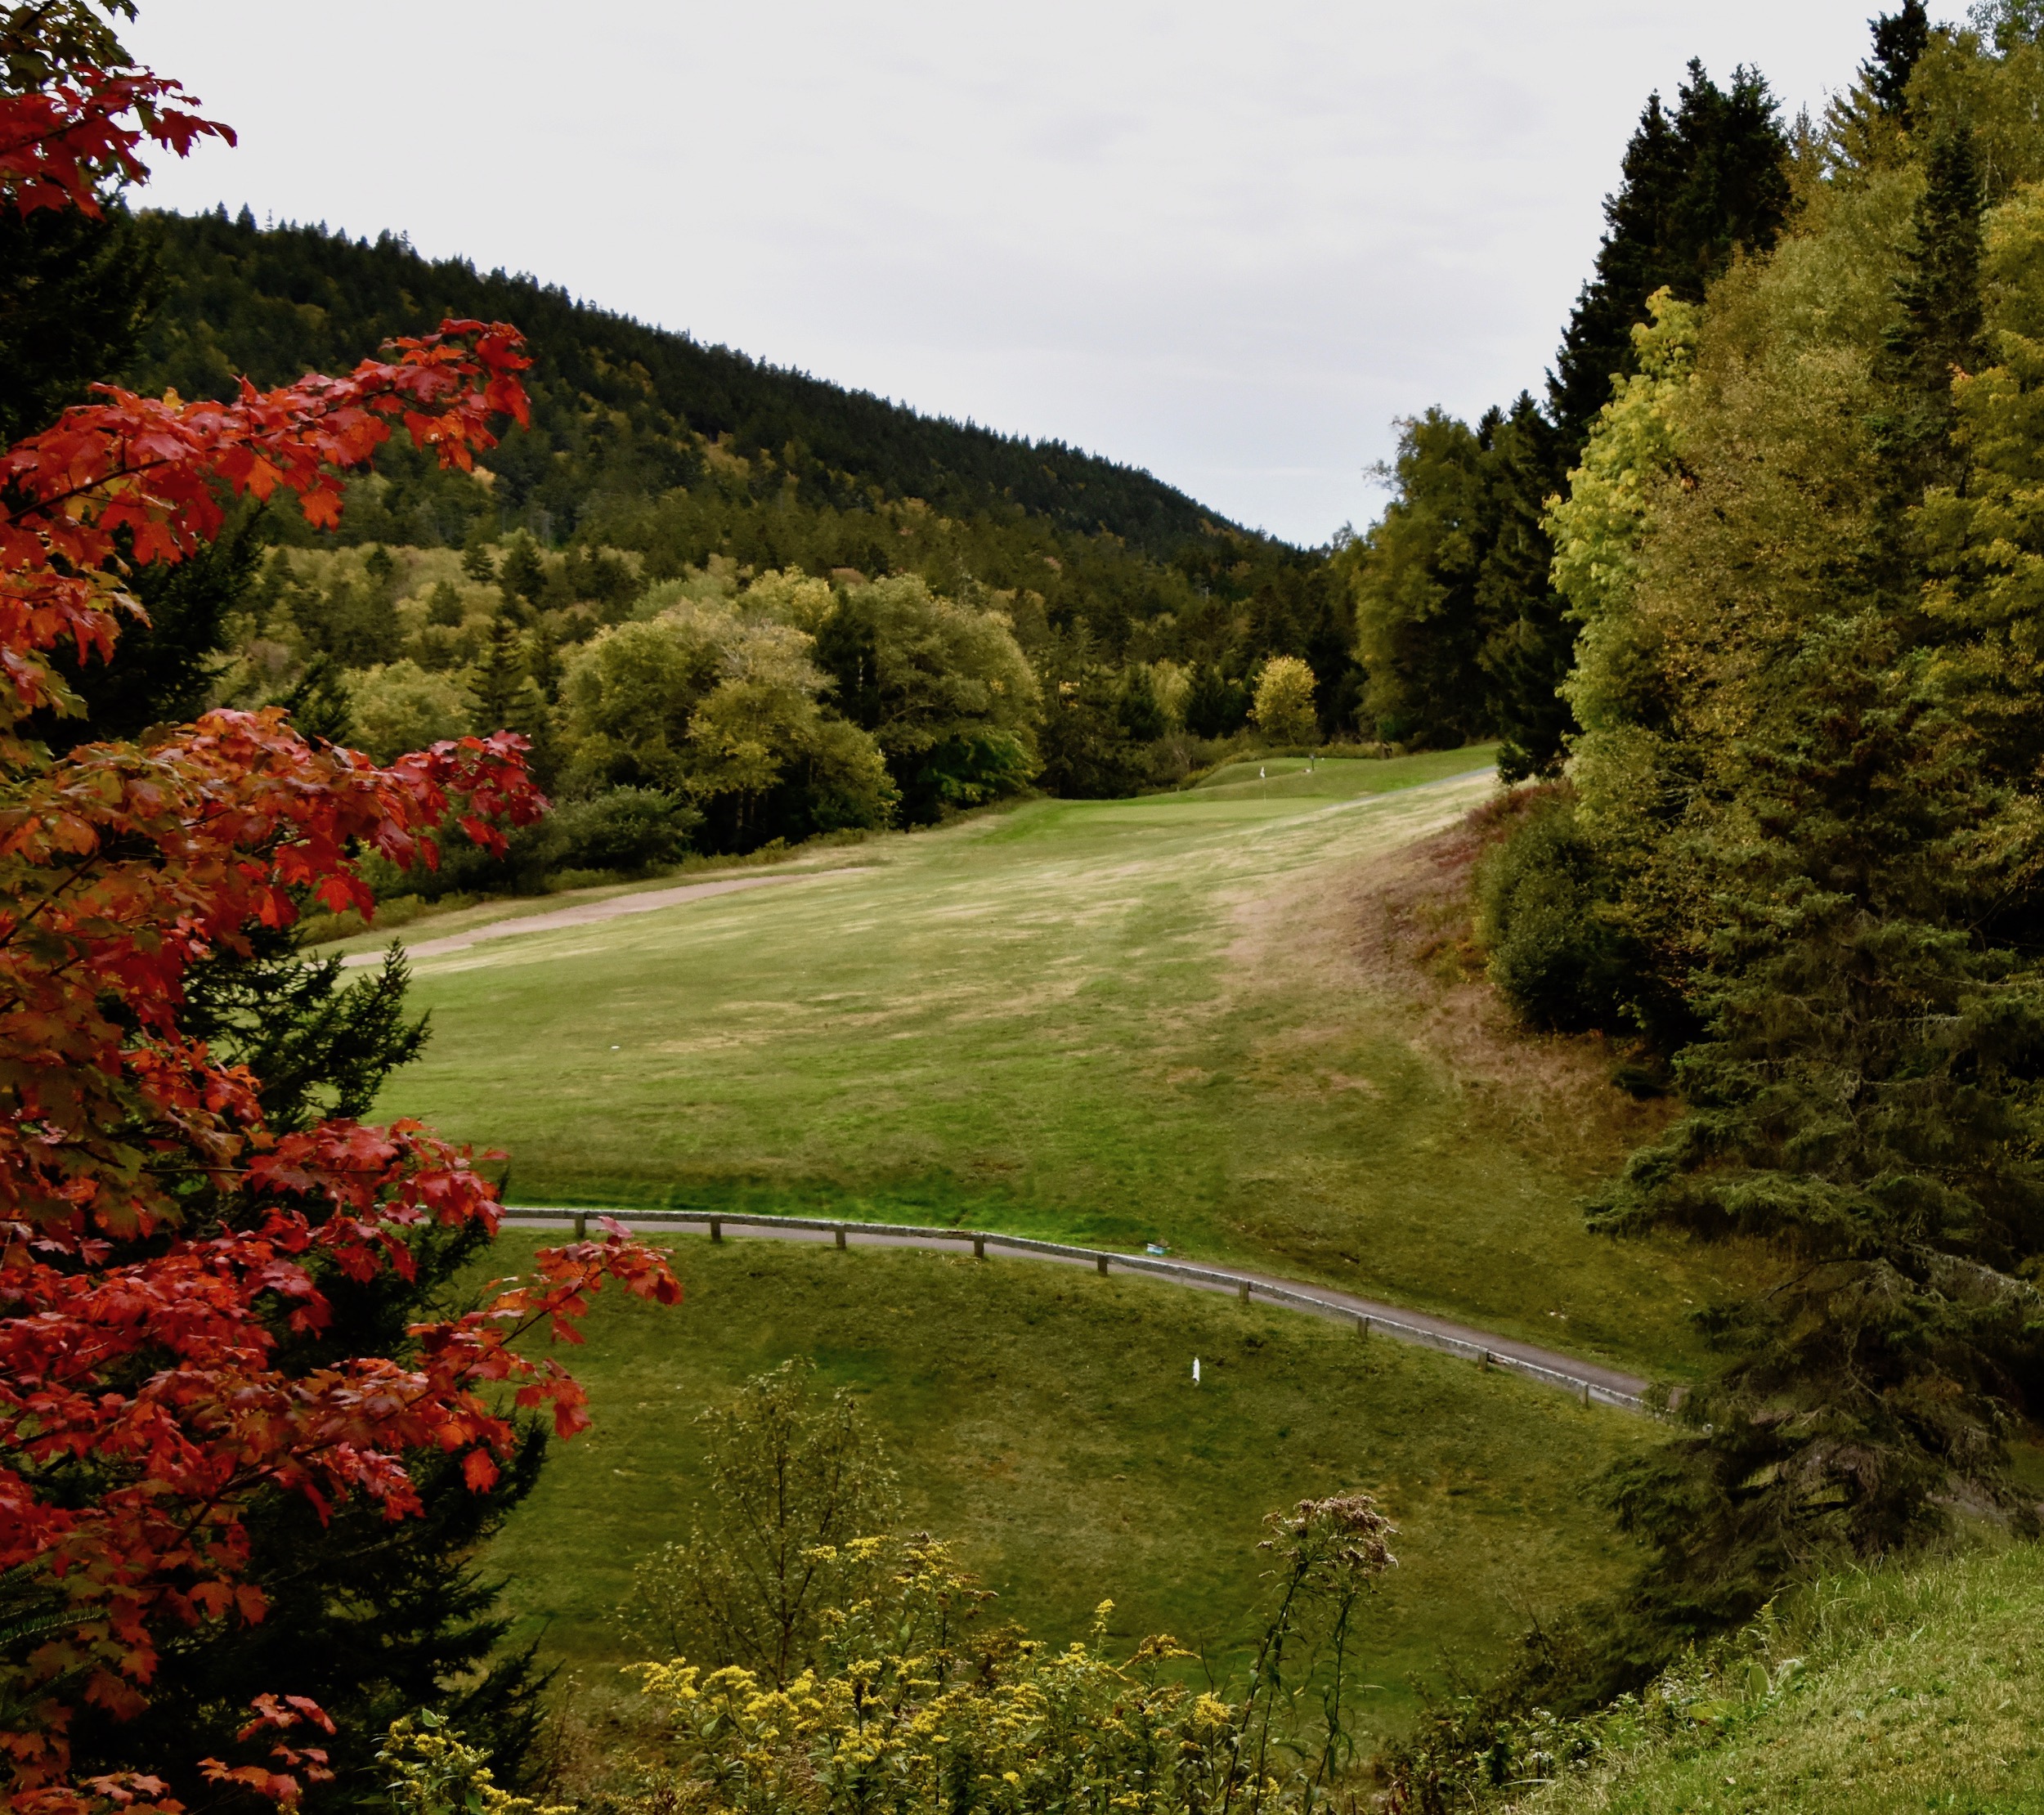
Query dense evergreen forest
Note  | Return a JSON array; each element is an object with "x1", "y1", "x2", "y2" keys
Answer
[{"x1": 134, "y1": 209, "x2": 1225, "y2": 555}]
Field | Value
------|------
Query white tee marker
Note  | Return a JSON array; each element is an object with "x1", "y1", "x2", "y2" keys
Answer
[{"x1": 1192, "y1": 1356, "x2": 1202, "y2": 1386}]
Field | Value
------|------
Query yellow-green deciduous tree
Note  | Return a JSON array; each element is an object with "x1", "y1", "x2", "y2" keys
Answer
[
  {"x1": 342, "y1": 660, "x2": 472, "y2": 764},
  {"x1": 1250, "y1": 655, "x2": 1318, "y2": 746},
  {"x1": 812, "y1": 574, "x2": 1041, "y2": 822},
  {"x1": 558, "y1": 591, "x2": 896, "y2": 848},
  {"x1": 620, "y1": 1359, "x2": 902, "y2": 1687}
]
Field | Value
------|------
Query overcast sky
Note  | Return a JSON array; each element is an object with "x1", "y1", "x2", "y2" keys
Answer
[{"x1": 128, "y1": 2, "x2": 1970, "y2": 546}]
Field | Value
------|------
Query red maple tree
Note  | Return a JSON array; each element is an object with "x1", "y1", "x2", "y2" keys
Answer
[{"x1": 0, "y1": 13, "x2": 680, "y2": 1811}]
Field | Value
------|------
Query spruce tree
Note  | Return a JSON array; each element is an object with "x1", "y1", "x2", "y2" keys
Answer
[
  {"x1": 65, "y1": 949, "x2": 554, "y2": 1809},
  {"x1": 1866, "y1": 2, "x2": 1931, "y2": 119},
  {"x1": 1549, "y1": 62, "x2": 1791, "y2": 445},
  {"x1": 1114, "y1": 662, "x2": 1168, "y2": 742},
  {"x1": 0, "y1": 178, "x2": 247, "y2": 751},
  {"x1": 1589, "y1": 618, "x2": 2044, "y2": 1663},
  {"x1": 0, "y1": 201, "x2": 157, "y2": 446},
  {"x1": 1876, "y1": 126, "x2": 1985, "y2": 507},
  {"x1": 428, "y1": 578, "x2": 467, "y2": 627},
  {"x1": 461, "y1": 520, "x2": 500, "y2": 584},
  {"x1": 497, "y1": 533, "x2": 548, "y2": 612},
  {"x1": 1183, "y1": 661, "x2": 1248, "y2": 738},
  {"x1": 471, "y1": 610, "x2": 530, "y2": 733},
  {"x1": 1474, "y1": 395, "x2": 1575, "y2": 778}
]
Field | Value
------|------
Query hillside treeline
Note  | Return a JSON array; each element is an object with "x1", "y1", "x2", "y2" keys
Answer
[
  {"x1": 1412, "y1": 0, "x2": 2044, "y2": 1772},
  {"x1": 104, "y1": 208, "x2": 1365, "y2": 849}
]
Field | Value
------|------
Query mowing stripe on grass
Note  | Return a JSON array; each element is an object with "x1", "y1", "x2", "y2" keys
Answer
[
  {"x1": 504, "y1": 1205, "x2": 1652, "y2": 1411},
  {"x1": 338, "y1": 865, "x2": 871, "y2": 967}
]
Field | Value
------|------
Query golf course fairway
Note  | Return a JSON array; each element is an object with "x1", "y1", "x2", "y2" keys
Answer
[{"x1": 355, "y1": 748, "x2": 1732, "y2": 1373}]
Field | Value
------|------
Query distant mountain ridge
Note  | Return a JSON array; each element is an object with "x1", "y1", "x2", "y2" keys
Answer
[{"x1": 132, "y1": 208, "x2": 1241, "y2": 557}]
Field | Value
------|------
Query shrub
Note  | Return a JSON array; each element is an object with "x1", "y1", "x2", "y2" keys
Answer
[
  {"x1": 619, "y1": 1495, "x2": 1399, "y2": 1815},
  {"x1": 368, "y1": 788, "x2": 698, "y2": 901},
  {"x1": 1475, "y1": 793, "x2": 1631, "y2": 1032},
  {"x1": 547, "y1": 788, "x2": 699, "y2": 876},
  {"x1": 619, "y1": 1358, "x2": 901, "y2": 1686}
]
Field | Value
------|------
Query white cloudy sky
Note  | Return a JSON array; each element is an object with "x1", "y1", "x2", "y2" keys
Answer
[{"x1": 128, "y1": 2, "x2": 1970, "y2": 546}]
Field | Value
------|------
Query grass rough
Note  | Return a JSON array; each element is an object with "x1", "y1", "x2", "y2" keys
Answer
[
  {"x1": 1515, "y1": 1542, "x2": 2044, "y2": 1813},
  {"x1": 483, "y1": 1232, "x2": 1652, "y2": 1746}
]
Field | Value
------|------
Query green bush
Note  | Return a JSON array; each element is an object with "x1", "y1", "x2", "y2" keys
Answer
[
  {"x1": 547, "y1": 788, "x2": 699, "y2": 876},
  {"x1": 369, "y1": 789, "x2": 701, "y2": 902},
  {"x1": 1475, "y1": 795, "x2": 1630, "y2": 1033}
]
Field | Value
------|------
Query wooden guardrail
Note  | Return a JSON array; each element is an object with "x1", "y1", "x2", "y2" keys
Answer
[{"x1": 500, "y1": 1206, "x2": 1650, "y2": 1414}]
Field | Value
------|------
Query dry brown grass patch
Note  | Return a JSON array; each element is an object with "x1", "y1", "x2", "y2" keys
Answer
[{"x1": 1342, "y1": 792, "x2": 1675, "y2": 1177}]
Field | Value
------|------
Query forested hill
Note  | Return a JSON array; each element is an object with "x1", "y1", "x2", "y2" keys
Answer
[{"x1": 132, "y1": 207, "x2": 1231, "y2": 555}]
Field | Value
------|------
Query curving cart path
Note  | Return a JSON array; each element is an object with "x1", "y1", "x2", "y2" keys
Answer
[{"x1": 500, "y1": 1207, "x2": 1654, "y2": 1414}]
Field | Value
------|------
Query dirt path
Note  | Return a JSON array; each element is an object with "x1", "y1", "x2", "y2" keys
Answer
[
  {"x1": 501, "y1": 1207, "x2": 1653, "y2": 1412},
  {"x1": 338, "y1": 867, "x2": 872, "y2": 968}
]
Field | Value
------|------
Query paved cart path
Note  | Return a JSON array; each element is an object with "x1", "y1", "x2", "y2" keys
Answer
[{"x1": 501, "y1": 1207, "x2": 1654, "y2": 1413}]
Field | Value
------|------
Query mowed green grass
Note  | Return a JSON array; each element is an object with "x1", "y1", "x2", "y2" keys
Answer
[
  {"x1": 483, "y1": 1232, "x2": 1651, "y2": 1744},
  {"x1": 363, "y1": 747, "x2": 1732, "y2": 1373}
]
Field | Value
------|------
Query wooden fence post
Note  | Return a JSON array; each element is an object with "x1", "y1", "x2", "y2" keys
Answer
[
  {"x1": 710, "y1": 1217, "x2": 722, "y2": 1244},
  {"x1": 572, "y1": 1212, "x2": 586, "y2": 1240},
  {"x1": 1237, "y1": 1279, "x2": 1251, "y2": 1305},
  {"x1": 1096, "y1": 1254, "x2": 1109, "y2": 1276},
  {"x1": 1356, "y1": 1312, "x2": 1368, "y2": 1338},
  {"x1": 973, "y1": 1236, "x2": 985, "y2": 1260},
  {"x1": 835, "y1": 1226, "x2": 847, "y2": 1249}
]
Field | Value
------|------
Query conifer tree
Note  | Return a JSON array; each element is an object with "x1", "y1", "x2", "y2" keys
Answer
[
  {"x1": 1549, "y1": 62, "x2": 1790, "y2": 445},
  {"x1": 471, "y1": 609, "x2": 530, "y2": 733},
  {"x1": 529, "y1": 614, "x2": 564, "y2": 702},
  {"x1": 428, "y1": 577, "x2": 466, "y2": 626},
  {"x1": 0, "y1": 200, "x2": 157, "y2": 446},
  {"x1": 1114, "y1": 661, "x2": 1168, "y2": 742},
  {"x1": 1877, "y1": 126, "x2": 1985, "y2": 506},
  {"x1": 1475, "y1": 395, "x2": 1575, "y2": 778},
  {"x1": 461, "y1": 519, "x2": 500, "y2": 584},
  {"x1": 1183, "y1": 661, "x2": 1248, "y2": 738},
  {"x1": 1866, "y1": 1, "x2": 1931, "y2": 119},
  {"x1": 67, "y1": 943, "x2": 558, "y2": 1808},
  {"x1": 497, "y1": 532, "x2": 548, "y2": 612}
]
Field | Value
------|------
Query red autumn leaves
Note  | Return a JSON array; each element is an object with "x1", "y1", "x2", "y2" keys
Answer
[{"x1": 0, "y1": 34, "x2": 681, "y2": 1815}]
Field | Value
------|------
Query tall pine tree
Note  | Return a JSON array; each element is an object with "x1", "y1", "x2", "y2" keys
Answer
[
  {"x1": 1549, "y1": 61, "x2": 1791, "y2": 446},
  {"x1": 1475, "y1": 396, "x2": 1575, "y2": 778},
  {"x1": 1866, "y1": 1, "x2": 1931, "y2": 119}
]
